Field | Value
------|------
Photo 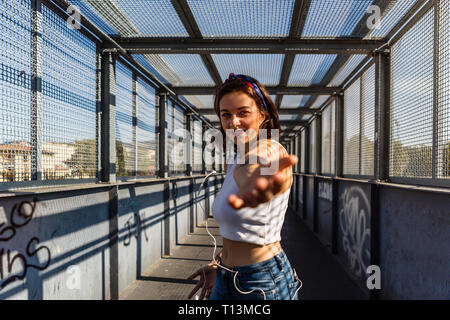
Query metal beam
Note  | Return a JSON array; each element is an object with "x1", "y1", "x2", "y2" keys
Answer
[
  {"x1": 105, "y1": 37, "x2": 386, "y2": 54},
  {"x1": 301, "y1": 0, "x2": 393, "y2": 112},
  {"x1": 198, "y1": 108, "x2": 316, "y2": 115},
  {"x1": 276, "y1": 0, "x2": 312, "y2": 108},
  {"x1": 170, "y1": 0, "x2": 222, "y2": 85},
  {"x1": 211, "y1": 120, "x2": 308, "y2": 127},
  {"x1": 171, "y1": 85, "x2": 340, "y2": 96}
]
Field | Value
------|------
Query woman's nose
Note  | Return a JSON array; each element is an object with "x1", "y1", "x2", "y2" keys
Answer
[{"x1": 231, "y1": 115, "x2": 240, "y2": 127}]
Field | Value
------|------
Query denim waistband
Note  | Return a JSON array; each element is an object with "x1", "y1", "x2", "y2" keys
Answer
[{"x1": 217, "y1": 249, "x2": 288, "y2": 274}]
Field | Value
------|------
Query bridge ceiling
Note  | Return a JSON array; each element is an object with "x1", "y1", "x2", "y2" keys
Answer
[{"x1": 68, "y1": 0, "x2": 422, "y2": 134}]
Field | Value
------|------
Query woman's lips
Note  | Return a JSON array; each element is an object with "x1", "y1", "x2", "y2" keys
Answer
[{"x1": 234, "y1": 129, "x2": 245, "y2": 136}]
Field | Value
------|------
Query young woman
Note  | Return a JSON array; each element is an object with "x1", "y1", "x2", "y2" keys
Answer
[{"x1": 187, "y1": 73, "x2": 301, "y2": 300}]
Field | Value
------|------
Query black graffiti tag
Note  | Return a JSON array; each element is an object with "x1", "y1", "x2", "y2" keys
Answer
[
  {"x1": 0, "y1": 199, "x2": 38, "y2": 242},
  {"x1": 0, "y1": 237, "x2": 51, "y2": 290},
  {"x1": 0, "y1": 198, "x2": 51, "y2": 291}
]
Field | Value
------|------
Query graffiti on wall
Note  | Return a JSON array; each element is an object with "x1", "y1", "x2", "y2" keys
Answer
[
  {"x1": 339, "y1": 186, "x2": 371, "y2": 278},
  {"x1": 318, "y1": 181, "x2": 332, "y2": 215},
  {"x1": 0, "y1": 198, "x2": 51, "y2": 290}
]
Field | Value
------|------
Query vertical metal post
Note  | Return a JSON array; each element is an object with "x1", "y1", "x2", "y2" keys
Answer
[
  {"x1": 335, "y1": 94, "x2": 344, "y2": 177},
  {"x1": 158, "y1": 92, "x2": 168, "y2": 179},
  {"x1": 31, "y1": 0, "x2": 42, "y2": 181},
  {"x1": 374, "y1": 52, "x2": 391, "y2": 181},
  {"x1": 100, "y1": 52, "x2": 117, "y2": 183},
  {"x1": 305, "y1": 126, "x2": 310, "y2": 174},
  {"x1": 132, "y1": 73, "x2": 138, "y2": 177}
]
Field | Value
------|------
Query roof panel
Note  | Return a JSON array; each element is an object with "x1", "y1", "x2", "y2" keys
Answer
[
  {"x1": 279, "y1": 115, "x2": 299, "y2": 121},
  {"x1": 183, "y1": 95, "x2": 215, "y2": 109},
  {"x1": 106, "y1": 0, "x2": 188, "y2": 36},
  {"x1": 329, "y1": 54, "x2": 367, "y2": 86},
  {"x1": 69, "y1": 0, "x2": 118, "y2": 35},
  {"x1": 288, "y1": 54, "x2": 337, "y2": 86},
  {"x1": 280, "y1": 95, "x2": 310, "y2": 108},
  {"x1": 302, "y1": 0, "x2": 372, "y2": 38},
  {"x1": 366, "y1": 0, "x2": 420, "y2": 39},
  {"x1": 311, "y1": 95, "x2": 331, "y2": 109},
  {"x1": 187, "y1": 0, "x2": 295, "y2": 38},
  {"x1": 160, "y1": 54, "x2": 215, "y2": 86},
  {"x1": 211, "y1": 54, "x2": 283, "y2": 85}
]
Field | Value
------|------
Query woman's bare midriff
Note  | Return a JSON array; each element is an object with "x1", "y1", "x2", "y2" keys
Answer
[{"x1": 220, "y1": 237, "x2": 282, "y2": 267}]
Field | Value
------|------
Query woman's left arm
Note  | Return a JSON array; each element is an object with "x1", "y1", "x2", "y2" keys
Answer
[{"x1": 229, "y1": 140, "x2": 297, "y2": 209}]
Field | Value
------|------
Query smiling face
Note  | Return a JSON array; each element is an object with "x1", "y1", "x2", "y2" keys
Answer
[{"x1": 219, "y1": 91, "x2": 266, "y2": 145}]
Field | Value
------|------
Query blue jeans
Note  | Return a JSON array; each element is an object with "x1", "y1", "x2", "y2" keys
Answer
[{"x1": 209, "y1": 250, "x2": 301, "y2": 300}]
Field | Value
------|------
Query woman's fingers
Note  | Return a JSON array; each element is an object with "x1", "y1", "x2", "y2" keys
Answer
[
  {"x1": 228, "y1": 194, "x2": 245, "y2": 209},
  {"x1": 277, "y1": 154, "x2": 298, "y2": 171},
  {"x1": 227, "y1": 155, "x2": 297, "y2": 209},
  {"x1": 186, "y1": 270, "x2": 199, "y2": 280},
  {"x1": 188, "y1": 284, "x2": 201, "y2": 299}
]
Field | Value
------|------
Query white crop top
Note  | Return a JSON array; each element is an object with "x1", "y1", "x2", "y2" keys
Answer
[{"x1": 211, "y1": 140, "x2": 291, "y2": 246}]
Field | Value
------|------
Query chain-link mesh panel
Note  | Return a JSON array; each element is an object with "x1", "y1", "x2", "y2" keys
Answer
[
  {"x1": 361, "y1": 64, "x2": 375, "y2": 176},
  {"x1": 302, "y1": 0, "x2": 372, "y2": 38},
  {"x1": 173, "y1": 104, "x2": 186, "y2": 174},
  {"x1": 289, "y1": 54, "x2": 337, "y2": 86},
  {"x1": 41, "y1": 3, "x2": 97, "y2": 180},
  {"x1": 309, "y1": 119, "x2": 316, "y2": 174},
  {"x1": 188, "y1": 0, "x2": 294, "y2": 38},
  {"x1": 330, "y1": 54, "x2": 367, "y2": 87},
  {"x1": 321, "y1": 104, "x2": 331, "y2": 174},
  {"x1": 115, "y1": 61, "x2": 135, "y2": 177},
  {"x1": 365, "y1": 0, "x2": 419, "y2": 39},
  {"x1": 390, "y1": 9, "x2": 434, "y2": 178},
  {"x1": 0, "y1": 0, "x2": 32, "y2": 182},
  {"x1": 321, "y1": 100, "x2": 335, "y2": 175},
  {"x1": 137, "y1": 78, "x2": 157, "y2": 177},
  {"x1": 330, "y1": 100, "x2": 336, "y2": 174},
  {"x1": 212, "y1": 54, "x2": 283, "y2": 85},
  {"x1": 437, "y1": 1, "x2": 450, "y2": 179},
  {"x1": 167, "y1": 99, "x2": 174, "y2": 175},
  {"x1": 343, "y1": 78, "x2": 361, "y2": 175},
  {"x1": 300, "y1": 129, "x2": 305, "y2": 173},
  {"x1": 280, "y1": 95, "x2": 310, "y2": 108},
  {"x1": 193, "y1": 120, "x2": 202, "y2": 172}
]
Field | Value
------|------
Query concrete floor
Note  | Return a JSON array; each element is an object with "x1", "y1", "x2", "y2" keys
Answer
[{"x1": 119, "y1": 206, "x2": 366, "y2": 300}]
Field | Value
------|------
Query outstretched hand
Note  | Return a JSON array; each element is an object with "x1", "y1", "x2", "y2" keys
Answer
[{"x1": 228, "y1": 154, "x2": 297, "y2": 209}]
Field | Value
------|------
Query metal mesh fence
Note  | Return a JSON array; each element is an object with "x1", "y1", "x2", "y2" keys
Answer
[
  {"x1": 167, "y1": 99, "x2": 174, "y2": 175},
  {"x1": 309, "y1": 119, "x2": 316, "y2": 174},
  {"x1": 41, "y1": 4, "x2": 97, "y2": 180},
  {"x1": 187, "y1": 0, "x2": 294, "y2": 38},
  {"x1": 0, "y1": 0, "x2": 32, "y2": 182},
  {"x1": 361, "y1": 64, "x2": 375, "y2": 176},
  {"x1": 321, "y1": 100, "x2": 335, "y2": 175},
  {"x1": 321, "y1": 103, "x2": 330, "y2": 175},
  {"x1": 136, "y1": 78, "x2": 157, "y2": 177},
  {"x1": 193, "y1": 120, "x2": 202, "y2": 173},
  {"x1": 343, "y1": 78, "x2": 361, "y2": 175},
  {"x1": 115, "y1": 61, "x2": 135, "y2": 177},
  {"x1": 173, "y1": 104, "x2": 186, "y2": 174},
  {"x1": 437, "y1": 1, "x2": 450, "y2": 179},
  {"x1": 390, "y1": 8, "x2": 434, "y2": 178}
]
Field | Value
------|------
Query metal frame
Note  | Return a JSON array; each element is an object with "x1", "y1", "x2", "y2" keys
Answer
[
  {"x1": 171, "y1": 86, "x2": 340, "y2": 96},
  {"x1": 105, "y1": 38, "x2": 387, "y2": 55}
]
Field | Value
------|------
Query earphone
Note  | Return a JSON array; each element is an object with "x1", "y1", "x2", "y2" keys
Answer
[{"x1": 194, "y1": 170, "x2": 302, "y2": 300}]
